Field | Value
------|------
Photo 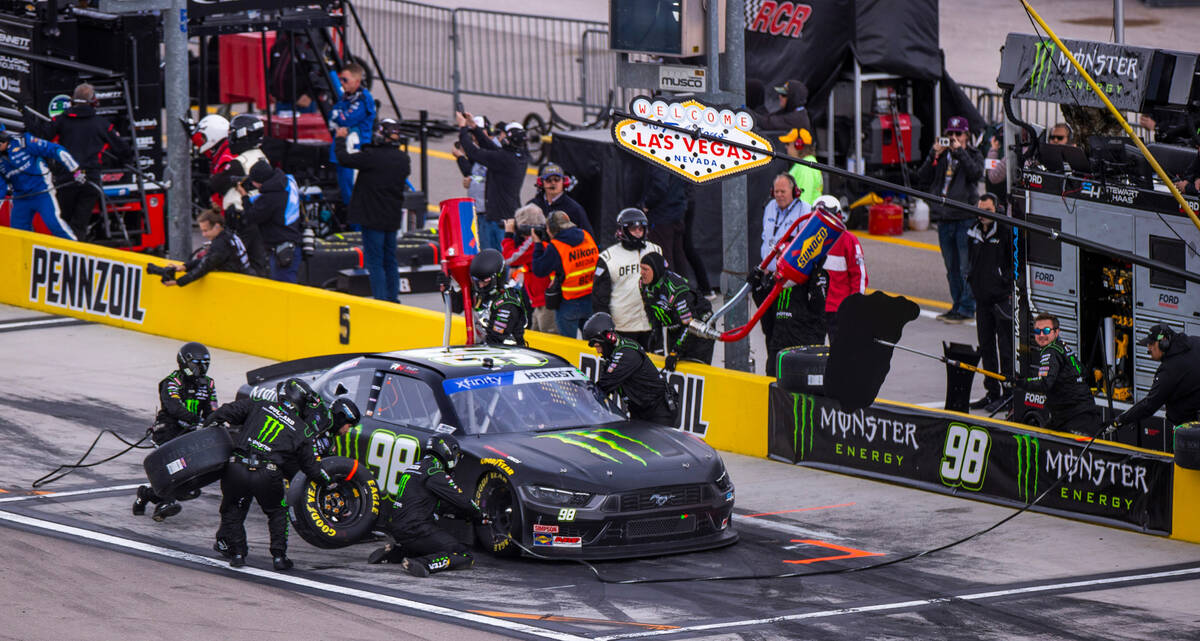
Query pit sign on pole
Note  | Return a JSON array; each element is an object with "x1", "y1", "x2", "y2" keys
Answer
[{"x1": 612, "y1": 96, "x2": 774, "y2": 184}]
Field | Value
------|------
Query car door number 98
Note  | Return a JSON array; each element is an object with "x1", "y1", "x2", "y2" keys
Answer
[{"x1": 366, "y1": 430, "x2": 421, "y2": 496}]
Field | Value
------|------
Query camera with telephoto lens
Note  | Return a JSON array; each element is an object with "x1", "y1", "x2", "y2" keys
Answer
[
  {"x1": 146, "y1": 263, "x2": 178, "y2": 283},
  {"x1": 518, "y1": 224, "x2": 546, "y2": 239}
]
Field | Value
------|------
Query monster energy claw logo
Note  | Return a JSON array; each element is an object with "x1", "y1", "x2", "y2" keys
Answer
[
  {"x1": 792, "y1": 393, "x2": 815, "y2": 460},
  {"x1": 1013, "y1": 433, "x2": 1040, "y2": 503},
  {"x1": 258, "y1": 416, "x2": 287, "y2": 443},
  {"x1": 185, "y1": 399, "x2": 200, "y2": 414},
  {"x1": 1030, "y1": 40, "x2": 1057, "y2": 95},
  {"x1": 536, "y1": 429, "x2": 662, "y2": 465}
]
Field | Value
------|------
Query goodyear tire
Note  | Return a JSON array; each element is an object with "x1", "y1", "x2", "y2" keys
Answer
[
  {"x1": 288, "y1": 457, "x2": 381, "y2": 549},
  {"x1": 778, "y1": 345, "x2": 828, "y2": 394},
  {"x1": 143, "y1": 426, "x2": 232, "y2": 500},
  {"x1": 1175, "y1": 423, "x2": 1200, "y2": 470},
  {"x1": 474, "y1": 470, "x2": 522, "y2": 557}
]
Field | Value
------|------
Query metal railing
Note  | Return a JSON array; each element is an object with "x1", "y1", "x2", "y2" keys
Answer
[{"x1": 345, "y1": 0, "x2": 614, "y2": 115}]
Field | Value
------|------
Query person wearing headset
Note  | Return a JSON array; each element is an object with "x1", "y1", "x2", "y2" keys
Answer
[
  {"x1": 528, "y1": 163, "x2": 592, "y2": 236},
  {"x1": 1114, "y1": 325, "x2": 1200, "y2": 431},
  {"x1": 25, "y1": 83, "x2": 131, "y2": 241},
  {"x1": 781, "y1": 128, "x2": 822, "y2": 206},
  {"x1": 760, "y1": 173, "x2": 812, "y2": 268}
]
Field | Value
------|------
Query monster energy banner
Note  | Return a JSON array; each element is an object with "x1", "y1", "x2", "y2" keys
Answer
[
  {"x1": 768, "y1": 386, "x2": 1173, "y2": 534},
  {"x1": 998, "y1": 33, "x2": 1156, "y2": 112}
]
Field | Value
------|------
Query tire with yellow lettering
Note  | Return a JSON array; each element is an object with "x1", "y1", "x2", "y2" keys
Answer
[
  {"x1": 143, "y1": 426, "x2": 233, "y2": 500},
  {"x1": 287, "y1": 456, "x2": 381, "y2": 549},
  {"x1": 474, "y1": 470, "x2": 523, "y2": 557}
]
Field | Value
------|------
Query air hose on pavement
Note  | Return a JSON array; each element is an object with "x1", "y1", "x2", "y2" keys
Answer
[{"x1": 33, "y1": 429, "x2": 153, "y2": 488}]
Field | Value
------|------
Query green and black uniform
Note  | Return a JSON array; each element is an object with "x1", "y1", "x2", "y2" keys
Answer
[
  {"x1": 1016, "y1": 339, "x2": 1100, "y2": 435},
  {"x1": 597, "y1": 337, "x2": 675, "y2": 425},
  {"x1": 209, "y1": 398, "x2": 331, "y2": 559},
  {"x1": 452, "y1": 283, "x2": 532, "y2": 346},
  {"x1": 640, "y1": 252, "x2": 714, "y2": 365},
  {"x1": 754, "y1": 268, "x2": 828, "y2": 377},
  {"x1": 376, "y1": 454, "x2": 484, "y2": 575},
  {"x1": 137, "y1": 369, "x2": 219, "y2": 508}
]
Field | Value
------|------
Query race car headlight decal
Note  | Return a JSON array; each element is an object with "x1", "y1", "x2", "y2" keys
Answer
[
  {"x1": 714, "y1": 466, "x2": 732, "y2": 492},
  {"x1": 523, "y1": 485, "x2": 593, "y2": 507}
]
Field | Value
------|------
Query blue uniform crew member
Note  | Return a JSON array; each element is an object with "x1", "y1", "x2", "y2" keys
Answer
[
  {"x1": 328, "y1": 62, "x2": 376, "y2": 206},
  {"x1": 0, "y1": 124, "x2": 85, "y2": 240}
]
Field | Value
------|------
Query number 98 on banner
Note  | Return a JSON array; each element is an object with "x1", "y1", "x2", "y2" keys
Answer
[{"x1": 940, "y1": 424, "x2": 991, "y2": 491}]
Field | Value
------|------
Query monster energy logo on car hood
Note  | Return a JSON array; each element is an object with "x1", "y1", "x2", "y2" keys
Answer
[{"x1": 535, "y1": 429, "x2": 662, "y2": 465}]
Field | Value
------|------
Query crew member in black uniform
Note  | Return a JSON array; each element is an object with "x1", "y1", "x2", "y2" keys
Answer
[
  {"x1": 445, "y1": 248, "x2": 532, "y2": 345},
  {"x1": 367, "y1": 435, "x2": 488, "y2": 577},
  {"x1": 133, "y1": 342, "x2": 218, "y2": 521},
  {"x1": 26, "y1": 82, "x2": 131, "y2": 240},
  {"x1": 752, "y1": 259, "x2": 828, "y2": 378},
  {"x1": 1012, "y1": 313, "x2": 1100, "y2": 435},
  {"x1": 582, "y1": 312, "x2": 675, "y2": 425},
  {"x1": 1114, "y1": 325, "x2": 1200, "y2": 429},
  {"x1": 638, "y1": 252, "x2": 714, "y2": 367},
  {"x1": 208, "y1": 378, "x2": 333, "y2": 570}
]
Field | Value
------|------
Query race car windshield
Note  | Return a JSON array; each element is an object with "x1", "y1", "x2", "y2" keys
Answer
[{"x1": 443, "y1": 368, "x2": 625, "y2": 434}]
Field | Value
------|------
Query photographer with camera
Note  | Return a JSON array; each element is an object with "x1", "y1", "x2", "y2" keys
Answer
[
  {"x1": 917, "y1": 116, "x2": 983, "y2": 325},
  {"x1": 503, "y1": 204, "x2": 555, "y2": 332},
  {"x1": 532, "y1": 211, "x2": 599, "y2": 338},
  {"x1": 335, "y1": 118, "x2": 411, "y2": 302},
  {"x1": 455, "y1": 110, "x2": 527, "y2": 252},
  {"x1": 154, "y1": 210, "x2": 250, "y2": 286},
  {"x1": 238, "y1": 160, "x2": 302, "y2": 283}
]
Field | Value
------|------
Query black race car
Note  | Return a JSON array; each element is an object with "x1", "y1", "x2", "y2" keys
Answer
[{"x1": 237, "y1": 345, "x2": 737, "y2": 560}]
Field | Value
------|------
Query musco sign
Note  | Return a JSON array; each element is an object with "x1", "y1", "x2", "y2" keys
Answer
[
  {"x1": 769, "y1": 386, "x2": 1173, "y2": 534},
  {"x1": 29, "y1": 245, "x2": 146, "y2": 323},
  {"x1": 612, "y1": 96, "x2": 774, "y2": 184}
]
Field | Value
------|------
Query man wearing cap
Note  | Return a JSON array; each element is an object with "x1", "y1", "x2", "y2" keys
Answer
[
  {"x1": 532, "y1": 211, "x2": 598, "y2": 338},
  {"x1": 1114, "y1": 325, "x2": 1200, "y2": 430},
  {"x1": 456, "y1": 111, "x2": 528, "y2": 252},
  {"x1": 529, "y1": 163, "x2": 592, "y2": 236},
  {"x1": 1010, "y1": 313, "x2": 1099, "y2": 436},
  {"x1": 754, "y1": 79, "x2": 812, "y2": 134},
  {"x1": 917, "y1": 115, "x2": 983, "y2": 325},
  {"x1": 780, "y1": 128, "x2": 822, "y2": 206},
  {"x1": 237, "y1": 160, "x2": 302, "y2": 282},
  {"x1": 0, "y1": 125, "x2": 85, "y2": 240},
  {"x1": 503, "y1": 204, "x2": 555, "y2": 332},
  {"x1": 328, "y1": 62, "x2": 376, "y2": 207}
]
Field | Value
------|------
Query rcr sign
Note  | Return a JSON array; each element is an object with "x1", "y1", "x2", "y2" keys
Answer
[{"x1": 657, "y1": 65, "x2": 707, "y2": 93}]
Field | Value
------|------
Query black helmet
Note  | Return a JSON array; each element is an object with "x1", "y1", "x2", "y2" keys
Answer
[
  {"x1": 177, "y1": 342, "x2": 210, "y2": 378},
  {"x1": 615, "y1": 207, "x2": 649, "y2": 249},
  {"x1": 582, "y1": 312, "x2": 617, "y2": 349},
  {"x1": 330, "y1": 398, "x2": 361, "y2": 429},
  {"x1": 426, "y1": 434, "x2": 461, "y2": 469},
  {"x1": 374, "y1": 117, "x2": 403, "y2": 144},
  {"x1": 469, "y1": 248, "x2": 505, "y2": 297},
  {"x1": 228, "y1": 114, "x2": 264, "y2": 155},
  {"x1": 278, "y1": 378, "x2": 313, "y2": 413}
]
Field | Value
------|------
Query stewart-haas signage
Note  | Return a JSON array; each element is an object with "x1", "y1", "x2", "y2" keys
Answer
[
  {"x1": 612, "y1": 97, "x2": 774, "y2": 184},
  {"x1": 770, "y1": 386, "x2": 1173, "y2": 533}
]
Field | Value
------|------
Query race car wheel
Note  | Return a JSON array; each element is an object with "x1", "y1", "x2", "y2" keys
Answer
[
  {"x1": 474, "y1": 470, "x2": 522, "y2": 557},
  {"x1": 288, "y1": 457, "x2": 381, "y2": 549},
  {"x1": 1175, "y1": 423, "x2": 1200, "y2": 471},
  {"x1": 143, "y1": 426, "x2": 233, "y2": 500}
]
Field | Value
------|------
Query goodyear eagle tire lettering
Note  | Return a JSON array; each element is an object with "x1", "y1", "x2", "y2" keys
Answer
[
  {"x1": 287, "y1": 456, "x2": 381, "y2": 549},
  {"x1": 475, "y1": 470, "x2": 522, "y2": 557}
]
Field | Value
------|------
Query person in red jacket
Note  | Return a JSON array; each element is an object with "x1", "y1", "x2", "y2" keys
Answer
[
  {"x1": 812, "y1": 196, "x2": 867, "y2": 344},
  {"x1": 503, "y1": 204, "x2": 555, "y2": 332}
]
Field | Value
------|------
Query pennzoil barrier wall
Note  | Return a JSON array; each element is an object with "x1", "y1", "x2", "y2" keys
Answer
[{"x1": 3, "y1": 226, "x2": 1197, "y2": 544}]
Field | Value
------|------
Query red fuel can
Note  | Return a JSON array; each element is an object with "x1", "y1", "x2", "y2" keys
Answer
[{"x1": 868, "y1": 200, "x2": 904, "y2": 236}]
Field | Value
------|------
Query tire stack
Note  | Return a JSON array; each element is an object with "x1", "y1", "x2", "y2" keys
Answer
[
  {"x1": 777, "y1": 345, "x2": 829, "y2": 395},
  {"x1": 1175, "y1": 422, "x2": 1200, "y2": 470}
]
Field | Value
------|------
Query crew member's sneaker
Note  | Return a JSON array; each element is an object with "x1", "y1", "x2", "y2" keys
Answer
[
  {"x1": 273, "y1": 556, "x2": 294, "y2": 571},
  {"x1": 213, "y1": 540, "x2": 233, "y2": 560},
  {"x1": 152, "y1": 500, "x2": 181, "y2": 522},
  {"x1": 132, "y1": 486, "x2": 150, "y2": 516},
  {"x1": 937, "y1": 311, "x2": 968, "y2": 324},
  {"x1": 230, "y1": 554, "x2": 246, "y2": 568},
  {"x1": 970, "y1": 395, "x2": 998, "y2": 410},
  {"x1": 402, "y1": 558, "x2": 430, "y2": 578},
  {"x1": 368, "y1": 544, "x2": 394, "y2": 565}
]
